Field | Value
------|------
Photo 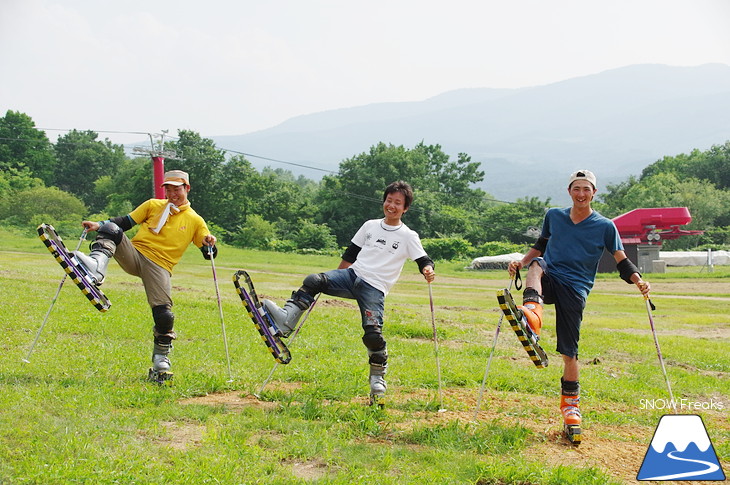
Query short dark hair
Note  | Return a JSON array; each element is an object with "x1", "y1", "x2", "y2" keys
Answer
[{"x1": 383, "y1": 181, "x2": 413, "y2": 209}]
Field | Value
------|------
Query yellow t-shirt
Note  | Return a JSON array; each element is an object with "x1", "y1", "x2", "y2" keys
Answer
[{"x1": 129, "y1": 199, "x2": 210, "y2": 273}]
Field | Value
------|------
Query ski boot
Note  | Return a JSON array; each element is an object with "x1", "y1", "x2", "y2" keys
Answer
[
  {"x1": 561, "y1": 379, "x2": 581, "y2": 445},
  {"x1": 233, "y1": 271, "x2": 293, "y2": 364},
  {"x1": 519, "y1": 287, "x2": 543, "y2": 337},
  {"x1": 368, "y1": 364, "x2": 387, "y2": 407},
  {"x1": 261, "y1": 289, "x2": 314, "y2": 338},
  {"x1": 496, "y1": 288, "x2": 548, "y2": 368},
  {"x1": 71, "y1": 247, "x2": 112, "y2": 286},
  {"x1": 72, "y1": 221, "x2": 121, "y2": 286},
  {"x1": 368, "y1": 349, "x2": 388, "y2": 407},
  {"x1": 37, "y1": 223, "x2": 111, "y2": 312},
  {"x1": 148, "y1": 338, "x2": 173, "y2": 384}
]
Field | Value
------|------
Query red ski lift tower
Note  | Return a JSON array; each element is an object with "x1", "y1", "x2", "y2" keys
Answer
[
  {"x1": 599, "y1": 207, "x2": 703, "y2": 273},
  {"x1": 133, "y1": 131, "x2": 177, "y2": 199}
]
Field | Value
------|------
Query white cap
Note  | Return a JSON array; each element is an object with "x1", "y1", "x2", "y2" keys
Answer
[{"x1": 568, "y1": 170, "x2": 596, "y2": 189}]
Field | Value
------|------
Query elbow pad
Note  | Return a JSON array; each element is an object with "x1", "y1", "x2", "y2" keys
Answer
[
  {"x1": 341, "y1": 243, "x2": 361, "y2": 263},
  {"x1": 531, "y1": 236, "x2": 548, "y2": 254},
  {"x1": 100, "y1": 215, "x2": 134, "y2": 232},
  {"x1": 416, "y1": 256, "x2": 435, "y2": 274},
  {"x1": 617, "y1": 258, "x2": 640, "y2": 284},
  {"x1": 201, "y1": 244, "x2": 218, "y2": 260}
]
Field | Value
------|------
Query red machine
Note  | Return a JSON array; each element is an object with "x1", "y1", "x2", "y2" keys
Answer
[{"x1": 612, "y1": 207, "x2": 703, "y2": 245}]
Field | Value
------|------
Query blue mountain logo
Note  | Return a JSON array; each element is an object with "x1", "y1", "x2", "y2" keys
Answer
[{"x1": 637, "y1": 414, "x2": 725, "y2": 481}]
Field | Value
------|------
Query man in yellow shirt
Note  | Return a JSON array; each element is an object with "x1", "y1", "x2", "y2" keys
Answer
[{"x1": 74, "y1": 170, "x2": 217, "y2": 381}]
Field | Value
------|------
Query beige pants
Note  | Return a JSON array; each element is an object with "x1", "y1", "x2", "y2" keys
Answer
[{"x1": 112, "y1": 235, "x2": 172, "y2": 308}]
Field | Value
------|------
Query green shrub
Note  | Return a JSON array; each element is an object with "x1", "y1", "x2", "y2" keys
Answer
[
  {"x1": 0, "y1": 186, "x2": 86, "y2": 224},
  {"x1": 473, "y1": 240, "x2": 527, "y2": 257},
  {"x1": 292, "y1": 220, "x2": 338, "y2": 251},
  {"x1": 422, "y1": 237, "x2": 474, "y2": 261},
  {"x1": 268, "y1": 238, "x2": 298, "y2": 253},
  {"x1": 228, "y1": 214, "x2": 276, "y2": 249}
]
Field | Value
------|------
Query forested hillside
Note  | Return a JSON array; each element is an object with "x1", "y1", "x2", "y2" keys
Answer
[{"x1": 2, "y1": 109, "x2": 730, "y2": 258}]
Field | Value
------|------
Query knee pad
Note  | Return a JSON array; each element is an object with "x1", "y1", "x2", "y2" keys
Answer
[
  {"x1": 301, "y1": 272, "x2": 328, "y2": 296},
  {"x1": 97, "y1": 221, "x2": 124, "y2": 245},
  {"x1": 362, "y1": 326, "x2": 386, "y2": 352},
  {"x1": 152, "y1": 304, "x2": 175, "y2": 336}
]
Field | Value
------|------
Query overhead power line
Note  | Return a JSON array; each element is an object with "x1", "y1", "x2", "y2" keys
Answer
[{"x1": 4, "y1": 128, "x2": 516, "y2": 205}]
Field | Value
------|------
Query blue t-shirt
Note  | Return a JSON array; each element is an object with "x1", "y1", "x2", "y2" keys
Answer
[{"x1": 541, "y1": 207, "x2": 623, "y2": 298}]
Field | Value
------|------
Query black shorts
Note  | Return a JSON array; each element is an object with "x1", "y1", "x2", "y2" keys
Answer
[{"x1": 530, "y1": 258, "x2": 586, "y2": 359}]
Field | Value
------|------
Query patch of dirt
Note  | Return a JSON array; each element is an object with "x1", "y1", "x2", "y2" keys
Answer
[
  {"x1": 179, "y1": 384, "x2": 728, "y2": 484},
  {"x1": 246, "y1": 429, "x2": 285, "y2": 447},
  {"x1": 179, "y1": 392, "x2": 279, "y2": 410},
  {"x1": 150, "y1": 421, "x2": 206, "y2": 451},
  {"x1": 381, "y1": 388, "x2": 652, "y2": 484},
  {"x1": 317, "y1": 298, "x2": 357, "y2": 308},
  {"x1": 284, "y1": 458, "x2": 333, "y2": 481}
]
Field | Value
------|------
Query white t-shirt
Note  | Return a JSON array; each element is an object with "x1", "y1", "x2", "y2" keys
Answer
[{"x1": 349, "y1": 218, "x2": 428, "y2": 295}]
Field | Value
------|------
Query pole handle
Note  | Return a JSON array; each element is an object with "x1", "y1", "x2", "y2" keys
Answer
[{"x1": 644, "y1": 295, "x2": 656, "y2": 311}]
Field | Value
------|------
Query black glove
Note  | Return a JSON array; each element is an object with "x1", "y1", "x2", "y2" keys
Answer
[{"x1": 201, "y1": 244, "x2": 218, "y2": 260}]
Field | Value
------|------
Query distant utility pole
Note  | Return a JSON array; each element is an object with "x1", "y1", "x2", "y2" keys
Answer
[{"x1": 133, "y1": 131, "x2": 177, "y2": 199}]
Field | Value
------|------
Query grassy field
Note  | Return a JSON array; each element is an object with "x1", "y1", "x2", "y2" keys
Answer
[{"x1": 0, "y1": 226, "x2": 728, "y2": 484}]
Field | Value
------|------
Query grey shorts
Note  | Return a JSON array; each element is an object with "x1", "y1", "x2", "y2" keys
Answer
[
  {"x1": 113, "y1": 235, "x2": 172, "y2": 308},
  {"x1": 530, "y1": 258, "x2": 586, "y2": 359}
]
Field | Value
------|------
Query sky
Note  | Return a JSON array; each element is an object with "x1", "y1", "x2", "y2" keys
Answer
[{"x1": 2, "y1": 0, "x2": 730, "y2": 148}]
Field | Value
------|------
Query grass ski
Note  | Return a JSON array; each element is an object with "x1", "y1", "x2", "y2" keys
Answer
[
  {"x1": 369, "y1": 394, "x2": 386, "y2": 408},
  {"x1": 233, "y1": 270, "x2": 292, "y2": 364},
  {"x1": 147, "y1": 368, "x2": 173, "y2": 385},
  {"x1": 496, "y1": 287, "x2": 548, "y2": 368},
  {"x1": 564, "y1": 424, "x2": 582, "y2": 446},
  {"x1": 37, "y1": 224, "x2": 111, "y2": 312}
]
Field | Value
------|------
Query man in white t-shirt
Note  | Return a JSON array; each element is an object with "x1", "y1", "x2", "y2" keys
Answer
[{"x1": 263, "y1": 181, "x2": 435, "y2": 401}]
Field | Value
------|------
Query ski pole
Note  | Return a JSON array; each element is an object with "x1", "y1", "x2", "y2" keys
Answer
[
  {"x1": 255, "y1": 294, "x2": 320, "y2": 398},
  {"x1": 644, "y1": 296, "x2": 676, "y2": 410},
  {"x1": 23, "y1": 228, "x2": 88, "y2": 363},
  {"x1": 428, "y1": 282, "x2": 445, "y2": 412},
  {"x1": 473, "y1": 276, "x2": 514, "y2": 420},
  {"x1": 209, "y1": 245, "x2": 232, "y2": 382}
]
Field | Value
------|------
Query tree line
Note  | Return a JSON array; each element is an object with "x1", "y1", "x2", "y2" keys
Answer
[{"x1": 2, "y1": 109, "x2": 730, "y2": 259}]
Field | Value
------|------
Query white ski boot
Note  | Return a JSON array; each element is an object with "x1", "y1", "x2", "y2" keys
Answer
[{"x1": 72, "y1": 248, "x2": 112, "y2": 286}]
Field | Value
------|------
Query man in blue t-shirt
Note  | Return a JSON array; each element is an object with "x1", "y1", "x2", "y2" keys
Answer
[{"x1": 508, "y1": 170, "x2": 651, "y2": 434}]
